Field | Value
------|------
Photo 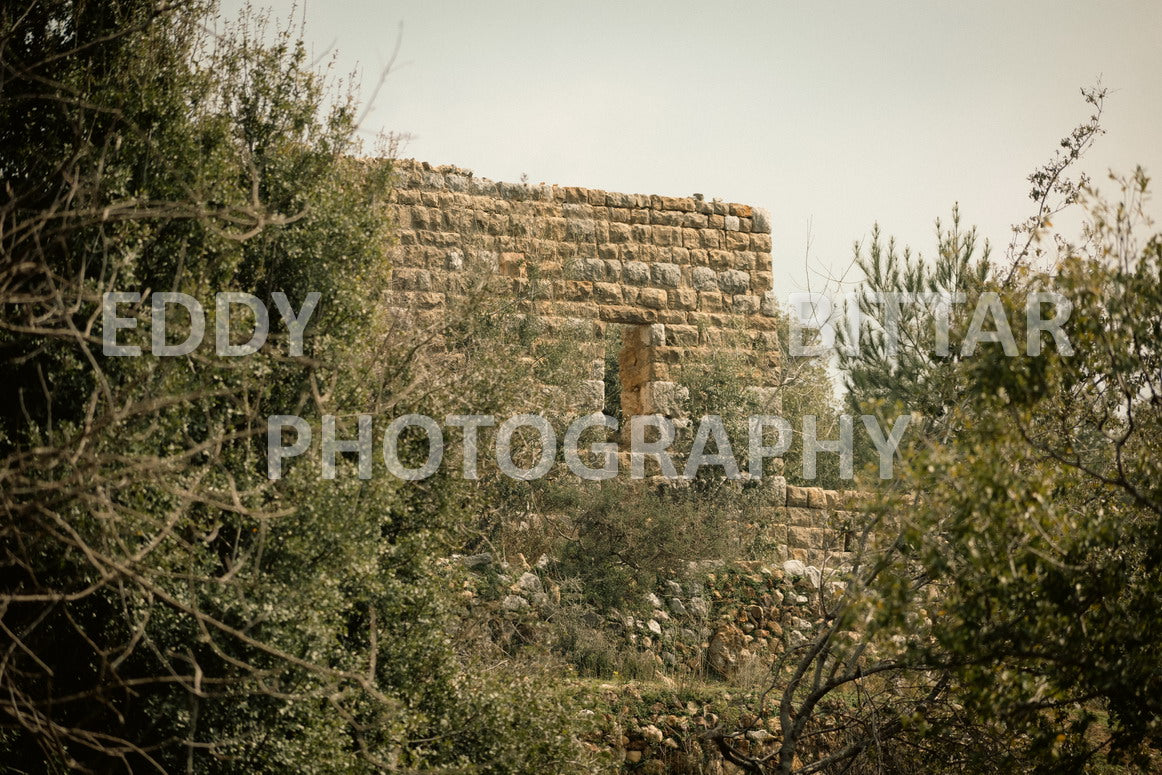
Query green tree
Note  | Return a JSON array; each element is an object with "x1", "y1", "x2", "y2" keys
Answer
[
  {"x1": 705, "y1": 89, "x2": 1162, "y2": 775},
  {"x1": 837, "y1": 87, "x2": 1106, "y2": 462},
  {"x1": 895, "y1": 169, "x2": 1162, "y2": 770},
  {"x1": 0, "y1": 2, "x2": 597, "y2": 772}
]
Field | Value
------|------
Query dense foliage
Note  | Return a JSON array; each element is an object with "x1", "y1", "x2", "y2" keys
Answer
[
  {"x1": 2, "y1": 4, "x2": 1157, "y2": 772},
  {"x1": 896, "y1": 170, "x2": 1162, "y2": 769},
  {"x1": 0, "y1": 1, "x2": 596, "y2": 771}
]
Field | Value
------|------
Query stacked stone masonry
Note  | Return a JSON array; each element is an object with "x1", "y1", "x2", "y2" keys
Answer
[
  {"x1": 778, "y1": 481, "x2": 867, "y2": 567},
  {"x1": 383, "y1": 160, "x2": 857, "y2": 561},
  {"x1": 385, "y1": 159, "x2": 782, "y2": 421},
  {"x1": 718, "y1": 477, "x2": 868, "y2": 566}
]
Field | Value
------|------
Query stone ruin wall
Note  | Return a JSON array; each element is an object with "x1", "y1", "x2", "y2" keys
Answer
[
  {"x1": 383, "y1": 159, "x2": 781, "y2": 416},
  {"x1": 771, "y1": 481, "x2": 865, "y2": 567},
  {"x1": 383, "y1": 158, "x2": 850, "y2": 563}
]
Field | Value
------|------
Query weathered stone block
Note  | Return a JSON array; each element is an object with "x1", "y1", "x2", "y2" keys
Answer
[
  {"x1": 787, "y1": 526, "x2": 817, "y2": 550},
  {"x1": 646, "y1": 323, "x2": 666, "y2": 347},
  {"x1": 752, "y1": 270, "x2": 773, "y2": 292},
  {"x1": 607, "y1": 192, "x2": 632, "y2": 208},
  {"x1": 752, "y1": 332, "x2": 780, "y2": 353},
  {"x1": 572, "y1": 241, "x2": 597, "y2": 259},
  {"x1": 639, "y1": 288, "x2": 667, "y2": 309},
  {"x1": 653, "y1": 225, "x2": 682, "y2": 247},
  {"x1": 707, "y1": 250, "x2": 735, "y2": 270},
  {"x1": 732, "y1": 294, "x2": 760, "y2": 314},
  {"x1": 793, "y1": 526, "x2": 843, "y2": 551},
  {"x1": 698, "y1": 229, "x2": 722, "y2": 249},
  {"x1": 609, "y1": 222, "x2": 632, "y2": 243},
  {"x1": 652, "y1": 345, "x2": 687, "y2": 364},
  {"x1": 621, "y1": 243, "x2": 658, "y2": 263},
  {"x1": 691, "y1": 266, "x2": 718, "y2": 291},
  {"x1": 574, "y1": 257, "x2": 606, "y2": 281},
  {"x1": 594, "y1": 282, "x2": 623, "y2": 304},
  {"x1": 787, "y1": 508, "x2": 819, "y2": 528},
  {"x1": 651, "y1": 262, "x2": 682, "y2": 288},
  {"x1": 498, "y1": 253, "x2": 525, "y2": 278},
  {"x1": 563, "y1": 186, "x2": 586, "y2": 203},
  {"x1": 593, "y1": 220, "x2": 610, "y2": 243},
  {"x1": 600, "y1": 304, "x2": 654, "y2": 324},
  {"x1": 698, "y1": 291, "x2": 723, "y2": 312},
  {"x1": 666, "y1": 324, "x2": 701, "y2": 346},
  {"x1": 624, "y1": 260, "x2": 650, "y2": 285},
  {"x1": 441, "y1": 251, "x2": 463, "y2": 275},
  {"x1": 671, "y1": 288, "x2": 698, "y2": 311},
  {"x1": 752, "y1": 207, "x2": 771, "y2": 233},
  {"x1": 660, "y1": 195, "x2": 696, "y2": 212},
  {"x1": 717, "y1": 269, "x2": 751, "y2": 294},
  {"x1": 725, "y1": 214, "x2": 741, "y2": 231},
  {"x1": 562, "y1": 202, "x2": 592, "y2": 218},
  {"x1": 682, "y1": 212, "x2": 708, "y2": 229},
  {"x1": 725, "y1": 230, "x2": 752, "y2": 252},
  {"x1": 596, "y1": 243, "x2": 620, "y2": 262},
  {"x1": 392, "y1": 267, "x2": 432, "y2": 291}
]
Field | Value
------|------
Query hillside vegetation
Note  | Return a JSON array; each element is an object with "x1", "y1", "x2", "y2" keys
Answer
[{"x1": 2, "y1": 2, "x2": 1159, "y2": 773}]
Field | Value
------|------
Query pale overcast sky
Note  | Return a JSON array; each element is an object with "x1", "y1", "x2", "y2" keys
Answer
[{"x1": 221, "y1": 0, "x2": 1162, "y2": 298}]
